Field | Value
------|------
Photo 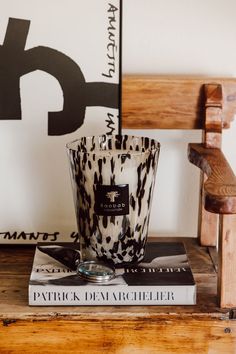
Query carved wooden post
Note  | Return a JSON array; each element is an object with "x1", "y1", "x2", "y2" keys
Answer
[
  {"x1": 218, "y1": 214, "x2": 236, "y2": 308},
  {"x1": 198, "y1": 84, "x2": 222, "y2": 246}
]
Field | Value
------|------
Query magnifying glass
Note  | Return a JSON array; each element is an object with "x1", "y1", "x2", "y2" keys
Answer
[{"x1": 76, "y1": 260, "x2": 115, "y2": 283}]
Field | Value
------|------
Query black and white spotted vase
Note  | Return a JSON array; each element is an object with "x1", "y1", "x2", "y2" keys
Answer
[{"x1": 66, "y1": 135, "x2": 160, "y2": 266}]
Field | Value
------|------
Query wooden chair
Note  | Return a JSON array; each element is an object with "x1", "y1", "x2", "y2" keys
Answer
[
  {"x1": 1, "y1": 75, "x2": 236, "y2": 353},
  {"x1": 123, "y1": 75, "x2": 236, "y2": 309}
]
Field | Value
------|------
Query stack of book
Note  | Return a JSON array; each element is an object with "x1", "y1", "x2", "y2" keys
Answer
[{"x1": 28, "y1": 241, "x2": 196, "y2": 306}]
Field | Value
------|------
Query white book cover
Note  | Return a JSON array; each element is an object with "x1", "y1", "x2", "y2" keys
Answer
[
  {"x1": 0, "y1": 1, "x2": 121, "y2": 244},
  {"x1": 29, "y1": 242, "x2": 197, "y2": 306}
]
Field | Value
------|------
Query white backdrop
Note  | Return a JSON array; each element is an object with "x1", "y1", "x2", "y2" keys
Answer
[{"x1": 123, "y1": 0, "x2": 236, "y2": 237}]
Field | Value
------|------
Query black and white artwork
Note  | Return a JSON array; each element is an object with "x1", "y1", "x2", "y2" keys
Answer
[{"x1": 0, "y1": 1, "x2": 121, "y2": 243}]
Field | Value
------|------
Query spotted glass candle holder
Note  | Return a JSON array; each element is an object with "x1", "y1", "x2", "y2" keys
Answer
[{"x1": 66, "y1": 135, "x2": 160, "y2": 266}]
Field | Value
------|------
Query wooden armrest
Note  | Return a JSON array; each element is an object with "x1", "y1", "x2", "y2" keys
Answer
[{"x1": 188, "y1": 143, "x2": 236, "y2": 214}]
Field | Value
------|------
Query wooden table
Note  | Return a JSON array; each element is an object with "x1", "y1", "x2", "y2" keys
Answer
[{"x1": 0, "y1": 237, "x2": 236, "y2": 353}]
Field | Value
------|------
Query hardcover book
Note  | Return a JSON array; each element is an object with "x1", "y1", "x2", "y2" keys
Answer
[
  {"x1": 29, "y1": 242, "x2": 196, "y2": 306},
  {"x1": 0, "y1": 1, "x2": 121, "y2": 244}
]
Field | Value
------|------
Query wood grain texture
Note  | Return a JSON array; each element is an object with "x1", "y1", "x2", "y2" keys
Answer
[
  {"x1": 122, "y1": 76, "x2": 236, "y2": 129},
  {"x1": 188, "y1": 143, "x2": 236, "y2": 214},
  {"x1": 198, "y1": 173, "x2": 219, "y2": 246},
  {"x1": 218, "y1": 214, "x2": 236, "y2": 308},
  {"x1": 1, "y1": 318, "x2": 236, "y2": 354},
  {"x1": 1, "y1": 238, "x2": 236, "y2": 354}
]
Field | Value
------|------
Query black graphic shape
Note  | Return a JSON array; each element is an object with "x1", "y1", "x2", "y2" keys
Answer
[{"x1": 0, "y1": 18, "x2": 119, "y2": 135}]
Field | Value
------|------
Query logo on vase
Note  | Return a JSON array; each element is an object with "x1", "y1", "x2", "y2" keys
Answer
[
  {"x1": 106, "y1": 191, "x2": 120, "y2": 202},
  {"x1": 95, "y1": 185, "x2": 129, "y2": 216}
]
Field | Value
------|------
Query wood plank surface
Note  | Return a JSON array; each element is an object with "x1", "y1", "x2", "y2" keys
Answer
[
  {"x1": 1, "y1": 317, "x2": 236, "y2": 354},
  {"x1": 122, "y1": 76, "x2": 236, "y2": 129},
  {"x1": 1, "y1": 238, "x2": 235, "y2": 353}
]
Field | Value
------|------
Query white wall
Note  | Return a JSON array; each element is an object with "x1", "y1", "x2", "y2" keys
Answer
[{"x1": 122, "y1": 0, "x2": 236, "y2": 237}]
